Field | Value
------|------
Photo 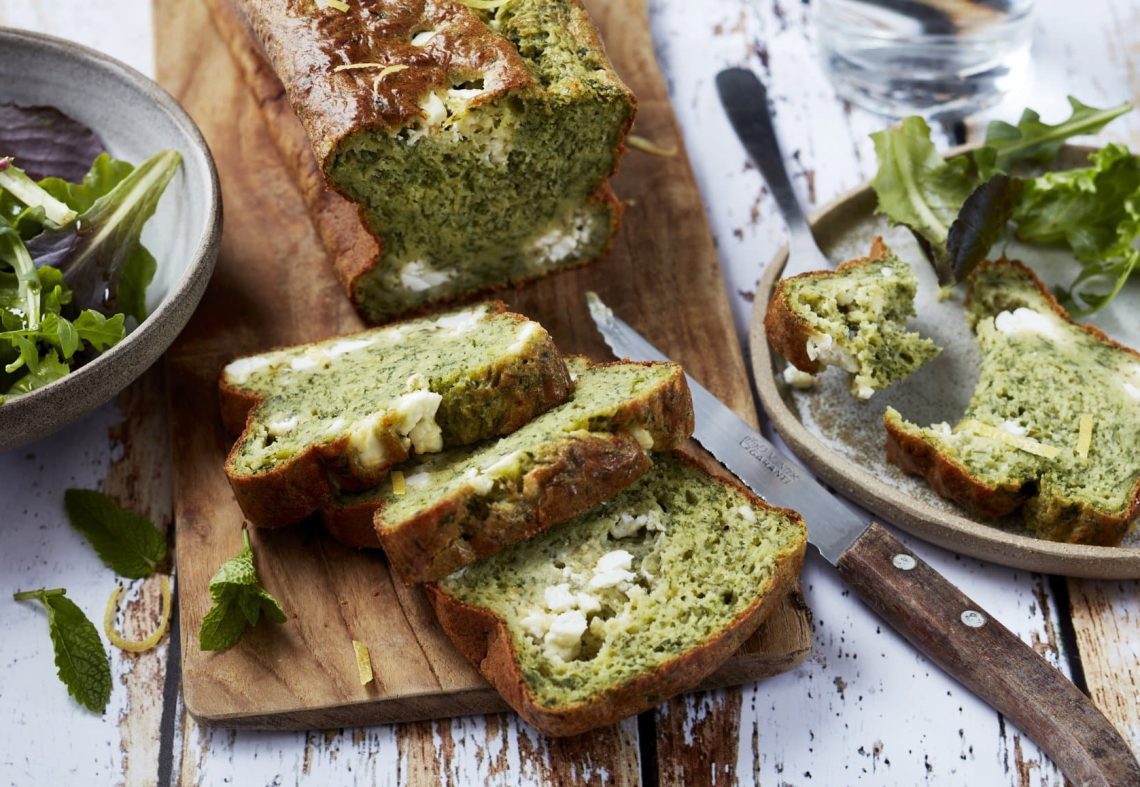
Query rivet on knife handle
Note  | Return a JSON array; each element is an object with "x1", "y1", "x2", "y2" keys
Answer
[{"x1": 837, "y1": 523, "x2": 1140, "y2": 787}]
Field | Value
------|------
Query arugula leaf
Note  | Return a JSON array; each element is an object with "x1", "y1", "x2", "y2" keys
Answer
[
  {"x1": 63, "y1": 489, "x2": 168, "y2": 579},
  {"x1": 13, "y1": 587, "x2": 112, "y2": 713},
  {"x1": 0, "y1": 159, "x2": 77, "y2": 227},
  {"x1": 26, "y1": 150, "x2": 179, "y2": 322},
  {"x1": 73, "y1": 310, "x2": 126, "y2": 351},
  {"x1": 199, "y1": 530, "x2": 286, "y2": 652},
  {"x1": 1013, "y1": 143, "x2": 1140, "y2": 314},
  {"x1": 40, "y1": 153, "x2": 133, "y2": 215},
  {"x1": 870, "y1": 116, "x2": 975, "y2": 282},
  {"x1": 6, "y1": 350, "x2": 69, "y2": 394},
  {"x1": 976, "y1": 97, "x2": 1132, "y2": 178}
]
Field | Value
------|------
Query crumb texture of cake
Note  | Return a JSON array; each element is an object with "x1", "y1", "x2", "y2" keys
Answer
[
  {"x1": 332, "y1": 357, "x2": 694, "y2": 581},
  {"x1": 237, "y1": 0, "x2": 636, "y2": 323},
  {"x1": 885, "y1": 260, "x2": 1140, "y2": 545},
  {"x1": 220, "y1": 302, "x2": 572, "y2": 528},
  {"x1": 427, "y1": 453, "x2": 807, "y2": 736},
  {"x1": 765, "y1": 237, "x2": 941, "y2": 399}
]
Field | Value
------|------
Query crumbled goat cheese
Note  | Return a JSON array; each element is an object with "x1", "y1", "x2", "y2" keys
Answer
[
  {"x1": 999, "y1": 420, "x2": 1028, "y2": 437},
  {"x1": 433, "y1": 308, "x2": 483, "y2": 335},
  {"x1": 544, "y1": 583, "x2": 577, "y2": 613},
  {"x1": 609, "y1": 511, "x2": 664, "y2": 539},
  {"x1": 805, "y1": 333, "x2": 859, "y2": 372},
  {"x1": 782, "y1": 364, "x2": 816, "y2": 389},
  {"x1": 328, "y1": 337, "x2": 376, "y2": 357},
  {"x1": 399, "y1": 260, "x2": 453, "y2": 291},
  {"x1": 588, "y1": 550, "x2": 636, "y2": 590},
  {"x1": 994, "y1": 308, "x2": 1063, "y2": 341},
  {"x1": 267, "y1": 416, "x2": 298, "y2": 436},
  {"x1": 223, "y1": 356, "x2": 272, "y2": 385},
  {"x1": 544, "y1": 610, "x2": 588, "y2": 661}
]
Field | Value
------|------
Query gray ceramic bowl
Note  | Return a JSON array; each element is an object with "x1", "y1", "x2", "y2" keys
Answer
[{"x1": 0, "y1": 28, "x2": 221, "y2": 452}]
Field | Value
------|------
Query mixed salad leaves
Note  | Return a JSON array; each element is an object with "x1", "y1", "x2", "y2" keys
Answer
[
  {"x1": 0, "y1": 104, "x2": 180, "y2": 400},
  {"x1": 870, "y1": 97, "x2": 1137, "y2": 314}
]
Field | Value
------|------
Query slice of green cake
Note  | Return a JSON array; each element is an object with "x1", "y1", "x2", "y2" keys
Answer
[
  {"x1": 220, "y1": 303, "x2": 572, "y2": 529},
  {"x1": 885, "y1": 260, "x2": 1140, "y2": 545},
  {"x1": 426, "y1": 453, "x2": 807, "y2": 737},
  {"x1": 765, "y1": 237, "x2": 941, "y2": 399},
  {"x1": 238, "y1": 0, "x2": 636, "y2": 323},
  {"x1": 324, "y1": 357, "x2": 694, "y2": 579}
]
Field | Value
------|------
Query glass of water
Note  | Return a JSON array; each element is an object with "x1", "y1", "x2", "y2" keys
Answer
[{"x1": 815, "y1": 0, "x2": 1035, "y2": 119}]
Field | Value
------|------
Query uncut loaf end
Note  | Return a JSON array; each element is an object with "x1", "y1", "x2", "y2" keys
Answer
[
  {"x1": 427, "y1": 453, "x2": 807, "y2": 737},
  {"x1": 238, "y1": 0, "x2": 636, "y2": 323}
]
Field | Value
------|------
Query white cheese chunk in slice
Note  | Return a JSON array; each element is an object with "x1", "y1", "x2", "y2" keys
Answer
[
  {"x1": 588, "y1": 550, "x2": 636, "y2": 590},
  {"x1": 994, "y1": 308, "x2": 1064, "y2": 341},
  {"x1": 223, "y1": 356, "x2": 272, "y2": 385},
  {"x1": 543, "y1": 610, "x2": 588, "y2": 662}
]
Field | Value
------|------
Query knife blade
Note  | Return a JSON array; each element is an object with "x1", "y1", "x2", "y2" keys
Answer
[{"x1": 586, "y1": 293, "x2": 1140, "y2": 787}]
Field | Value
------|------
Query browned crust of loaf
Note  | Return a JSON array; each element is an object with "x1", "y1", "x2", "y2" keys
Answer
[
  {"x1": 218, "y1": 305, "x2": 573, "y2": 529},
  {"x1": 208, "y1": 0, "x2": 634, "y2": 325},
  {"x1": 377, "y1": 360, "x2": 695, "y2": 582},
  {"x1": 763, "y1": 236, "x2": 891, "y2": 373},
  {"x1": 322, "y1": 494, "x2": 385, "y2": 549},
  {"x1": 883, "y1": 412, "x2": 1027, "y2": 520},
  {"x1": 423, "y1": 451, "x2": 808, "y2": 737},
  {"x1": 235, "y1": 0, "x2": 534, "y2": 165},
  {"x1": 884, "y1": 259, "x2": 1140, "y2": 545}
]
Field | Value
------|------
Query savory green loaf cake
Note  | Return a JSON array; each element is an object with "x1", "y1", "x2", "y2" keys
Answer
[
  {"x1": 237, "y1": 0, "x2": 635, "y2": 323},
  {"x1": 885, "y1": 260, "x2": 1140, "y2": 545},
  {"x1": 220, "y1": 302, "x2": 572, "y2": 529},
  {"x1": 324, "y1": 357, "x2": 693, "y2": 577},
  {"x1": 765, "y1": 237, "x2": 941, "y2": 398},
  {"x1": 426, "y1": 453, "x2": 807, "y2": 736}
]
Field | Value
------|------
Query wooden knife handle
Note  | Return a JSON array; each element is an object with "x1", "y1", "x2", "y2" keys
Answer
[{"x1": 836, "y1": 523, "x2": 1140, "y2": 786}]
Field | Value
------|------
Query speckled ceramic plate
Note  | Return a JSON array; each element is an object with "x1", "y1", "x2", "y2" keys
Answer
[
  {"x1": 0, "y1": 29, "x2": 220, "y2": 452},
  {"x1": 749, "y1": 146, "x2": 1140, "y2": 579}
]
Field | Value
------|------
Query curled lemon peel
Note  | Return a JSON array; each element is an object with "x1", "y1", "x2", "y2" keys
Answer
[
  {"x1": 627, "y1": 134, "x2": 678, "y2": 157},
  {"x1": 104, "y1": 575, "x2": 173, "y2": 653},
  {"x1": 958, "y1": 419, "x2": 1062, "y2": 460},
  {"x1": 320, "y1": 0, "x2": 350, "y2": 11},
  {"x1": 391, "y1": 470, "x2": 407, "y2": 496}
]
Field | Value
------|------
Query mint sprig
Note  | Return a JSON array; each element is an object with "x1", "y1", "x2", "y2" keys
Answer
[
  {"x1": 13, "y1": 588, "x2": 111, "y2": 713},
  {"x1": 64, "y1": 489, "x2": 167, "y2": 579},
  {"x1": 199, "y1": 530, "x2": 286, "y2": 652}
]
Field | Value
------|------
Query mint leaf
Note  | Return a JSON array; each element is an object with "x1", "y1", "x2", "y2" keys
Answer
[
  {"x1": 870, "y1": 116, "x2": 974, "y2": 283},
  {"x1": 63, "y1": 489, "x2": 167, "y2": 579},
  {"x1": 976, "y1": 97, "x2": 1132, "y2": 178},
  {"x1": 199, "y1": 530, "x2": 286, "y2": 652},
  {"x1": 13, "y1": 588, "x2": 111, "y2": 713}
]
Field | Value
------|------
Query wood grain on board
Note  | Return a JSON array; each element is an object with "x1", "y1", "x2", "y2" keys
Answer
[{"x1": 160, "y1": 0, "x2": 812, "y2": 729}]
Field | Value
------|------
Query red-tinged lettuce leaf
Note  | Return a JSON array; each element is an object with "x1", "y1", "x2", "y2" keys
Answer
[
  {"x1": 0, "y1": 105, "x2": 106, "y2": 183},
  {"x1": 945, "y1": 175, "x2": 1022, "y2": 284}
]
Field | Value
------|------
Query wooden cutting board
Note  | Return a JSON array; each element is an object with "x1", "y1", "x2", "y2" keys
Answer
[{"x1": 159, "y1": 0, "x2": 812, "y2": 729}]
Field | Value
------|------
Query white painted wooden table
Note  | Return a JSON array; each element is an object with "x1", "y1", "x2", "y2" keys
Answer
[{"x1": 1, "y1": 1, "x2": 1137, "y2": 785}]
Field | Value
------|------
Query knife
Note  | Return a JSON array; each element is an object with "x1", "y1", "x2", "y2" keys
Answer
[{"x1": 586, "y1": 294, "x2": 1140, "y2": 786}]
